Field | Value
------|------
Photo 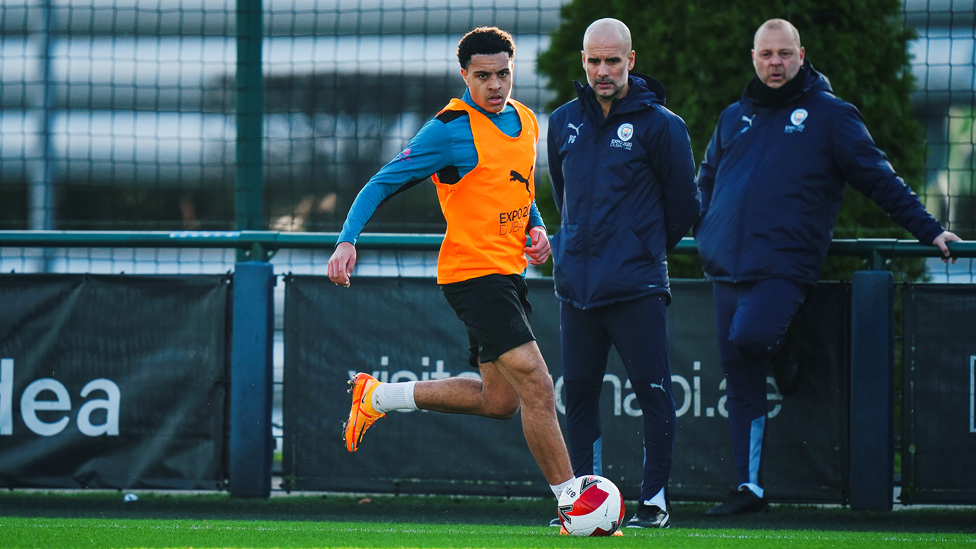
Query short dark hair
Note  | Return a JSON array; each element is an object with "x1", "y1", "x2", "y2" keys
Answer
[{"x1": 457, "y1": 26, "x2": 516, "y2": 69}]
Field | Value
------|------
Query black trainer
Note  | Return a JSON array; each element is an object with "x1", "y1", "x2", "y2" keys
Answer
[
  {"x1": 705, "y1": 488, "x2": 769, "y2": 516},
  {"x1": 548, "y1": 517, "x2": 561, "y2": 527},
  {"x1": 625, "y1": 503, "x2": 671, "y2": 528}
]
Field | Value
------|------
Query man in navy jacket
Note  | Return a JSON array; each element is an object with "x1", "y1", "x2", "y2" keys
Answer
[
  {"x1": 547, "y1": 17, "x2": 701, "y2": 529},
  {"x1": 695, "y1": 18, "x2": 960, "y2": 515}
]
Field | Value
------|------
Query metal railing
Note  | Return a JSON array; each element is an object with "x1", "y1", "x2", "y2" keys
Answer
[{"x1": 2, "y1": 232, "x2": 975, "y2": 267}]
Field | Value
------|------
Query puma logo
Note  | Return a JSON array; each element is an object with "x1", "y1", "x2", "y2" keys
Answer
[
  {"x1": 740, "y1": 115, "x2": 755, "y2": 134},
  {"x1": 649, "y1": 378, "x2": 667, "y2": 392},
  {"x1": 509, "y1": 166, "x2": 533, "y2": 194},
  {"x1": 567, "y1": 122, "x2": 583, "y2": 135},
  {"x1": 510, "y1": 170, "x2": 529, "y2": 184}
]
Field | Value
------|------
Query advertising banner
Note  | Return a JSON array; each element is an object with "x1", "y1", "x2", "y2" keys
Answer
[
  {"x1": 0, "y1": 274, "x2": 229, "y2": 489},
  {"x1": 284, "y1": 277, "x2": 849, "y2": 502},
  {"x1": 902, "y1": 284, "x2": 976, "y2": 504}
]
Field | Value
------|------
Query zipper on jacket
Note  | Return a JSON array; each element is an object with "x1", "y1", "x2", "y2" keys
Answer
[{"x1": 733, "y1": 110, "x2": 767, "y2": 282}]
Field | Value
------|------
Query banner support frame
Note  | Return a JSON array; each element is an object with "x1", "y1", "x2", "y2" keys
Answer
[
  {"x1": 229, "y1": 261, "x2": 275, "y2": 498},
  {"x1": 849, "y1": 270, "x2": 895, "y2": 510}
]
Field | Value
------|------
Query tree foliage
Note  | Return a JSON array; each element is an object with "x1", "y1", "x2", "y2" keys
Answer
[{"x1": 536, "y1": 0, "x2": 929, "y2": 280}]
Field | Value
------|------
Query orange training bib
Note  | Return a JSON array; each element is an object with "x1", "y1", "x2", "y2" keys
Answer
[{"x1": 432, "y1": 99, "x2": 539, "y2": 284}]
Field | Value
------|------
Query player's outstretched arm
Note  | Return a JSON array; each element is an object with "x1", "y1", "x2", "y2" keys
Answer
[
  {"x1": 933, "y1": 230, "x2": 963, "y2": 264},
  {"x1": 525, "y1": 226, "x2": 551, "y2": 265},
  {"x1": 328, "y1": 241, "x2": 358, "y2": 287}
]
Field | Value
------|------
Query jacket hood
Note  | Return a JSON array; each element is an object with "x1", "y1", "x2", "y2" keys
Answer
[
  {"x1": 741, "y1": 62, "x2": 832, "y2": 108},
  {"x1": 572, "y1": 72, "x2": 667, "y2": 122}
]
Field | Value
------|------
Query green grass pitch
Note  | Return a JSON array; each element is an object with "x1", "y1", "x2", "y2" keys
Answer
[{"x1": 0, "y1": 491, "x2": 973, "y2": 548}]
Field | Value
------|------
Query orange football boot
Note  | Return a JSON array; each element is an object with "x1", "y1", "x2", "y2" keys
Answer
[
  {"x1": 557, "y1": 526, "x2": 624, "y2": 536},
  {"x1": 344, "y1": 373, "x2": 385, "y2": 452}
]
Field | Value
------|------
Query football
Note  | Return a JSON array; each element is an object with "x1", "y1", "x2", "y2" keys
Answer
[{"x1": 556, "y1": 475, "x2": 625, "y2": 536}]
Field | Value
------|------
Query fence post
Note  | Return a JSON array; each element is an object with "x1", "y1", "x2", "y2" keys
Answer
[
  {"x1": 235, "y1": 0, "x2": 264, "y2": 262},
  {"x1": 229, "y1": 261, "x2": 275, "y2": 497},
  {"x1": 849, "y1": 270, "x2": 894, "y2": 510}
]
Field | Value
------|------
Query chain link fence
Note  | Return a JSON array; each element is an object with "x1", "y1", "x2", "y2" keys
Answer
[{"x1": 0, "y1": 0, "x2": 973, "y2": 277}]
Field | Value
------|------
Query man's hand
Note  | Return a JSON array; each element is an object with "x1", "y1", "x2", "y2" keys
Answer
[
  {"x1": 933, "y1": 230, "x2": 962, "y2": 264},
  {"x1": 525, "y1": 226, "x2": 551, "y2": 265},
  {"x1": 327, "y1": 241, "x2": 357, "y2": 287}
]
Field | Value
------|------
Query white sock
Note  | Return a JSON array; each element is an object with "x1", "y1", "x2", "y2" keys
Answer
[
  {"x1": 550, "y1": 477, "x2": 576, "y2": 499},
  {"x1": 371, "y1": 381, "x2": 419, "y2": 413},
  {"x1": 739, "y1": 482, "x2": 764, "y2": 498},
  {"x1": 642, "y1": 487, "x2": 666, "y2": 510}
]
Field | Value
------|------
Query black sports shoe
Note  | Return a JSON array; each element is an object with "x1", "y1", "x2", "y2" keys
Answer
[
  {"x1": 705, "y1": 488, "x2": 769, "y2": 516},
  {"x1": 548, "y1": 517, "x2": 561, "y2": 527},
  {"x1": 772, "y1": 345, "x2": 800, "y2": 396},
  {"x1": 625, "y1": 503, "x2": 671, "y2": 528}
]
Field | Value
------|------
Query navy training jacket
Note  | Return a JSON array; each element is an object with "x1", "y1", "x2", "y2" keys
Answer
[
  {"x1": 695, "y1": 64, "x2": 944, "y2": 286},
  {"x1": 547, "y1": 73, "x2": 701, "y2": 309}
]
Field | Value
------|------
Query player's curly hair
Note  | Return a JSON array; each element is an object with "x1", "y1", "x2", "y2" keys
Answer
[{"x1": 457, "y1": 27, "x2": 516, "y2": 69}]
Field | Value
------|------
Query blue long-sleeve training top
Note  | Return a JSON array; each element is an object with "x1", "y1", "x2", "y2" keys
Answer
[{"x1": 337, "y1": 90, "x2": 545, "y2": 245}]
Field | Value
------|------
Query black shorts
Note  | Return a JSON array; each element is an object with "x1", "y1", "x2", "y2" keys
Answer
[{"x1": 441, "y1": 273, "x2": 536, "y2": 369}]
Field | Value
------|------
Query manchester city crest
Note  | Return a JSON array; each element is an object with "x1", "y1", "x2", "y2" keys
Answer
[
  {"x1": 617, "y1": 123, "x2": 634, "y2": 142},
  {"x1": 790, "y1": 108, "x2": 809, "y2": 126}
]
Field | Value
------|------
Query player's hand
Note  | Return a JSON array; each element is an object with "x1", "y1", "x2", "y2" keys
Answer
[
  {"x1": 327, "y1": 241, "x2": 357, "y2": 287},
  {"x1": 933, "y1": 230, "x2": 962, "y2": 264},
  {"x1": 525, "y1": 226, "x2": 551, "y2": 265}
]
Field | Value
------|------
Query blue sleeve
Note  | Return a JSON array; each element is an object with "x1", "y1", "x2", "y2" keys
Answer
[
  {"x1": 337, "y1": 119, "x2": 454, "y2": 244},
  {"x1": 546, "y1": 112, "x2": 565, "y2": 214},
  {"x1": 654, "y1": 113, "x2": 701, "y2": 251},
  {"x1": 831, "y1": 102, "x2": 944, "y2": 244},
  {"x1": 529, "y1": 200, "x2": 544, "y2": 230},
  {"x1": 694, "y1": 118, "x2": 723, "y2": 235}
]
